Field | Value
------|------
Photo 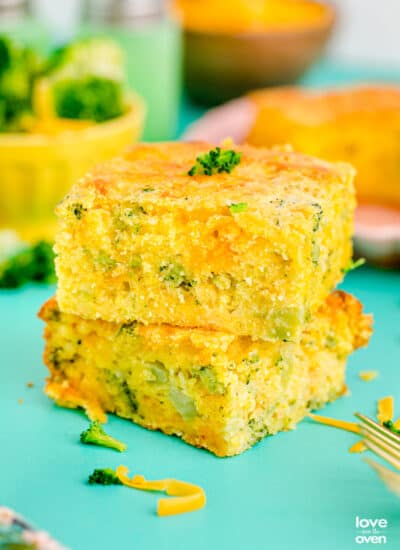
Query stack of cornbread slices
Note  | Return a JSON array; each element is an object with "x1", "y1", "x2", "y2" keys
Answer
[{"x1": 40, "y1": 142, "x2": 372, "y2": 457}]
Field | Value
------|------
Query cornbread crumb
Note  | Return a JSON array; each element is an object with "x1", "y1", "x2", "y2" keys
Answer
[
  {"x1": 342, "y1": 384, "x2": 351, "y2": 397},
  {"x1": 349, "y1": 440, "x2": 367, "y2": 453},
  {"x1": 26, "y1": 382, "x2": 34, "y2": 388},
  {"x1": 17, "y1": 399, "x2": 23, "y2": 405},
  {"x1": 359, "y1": 370, "x2": 378, "y2": 382}
]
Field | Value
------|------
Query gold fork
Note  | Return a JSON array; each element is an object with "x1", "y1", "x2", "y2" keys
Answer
[{"x1": 355, "y1": 412, "x2": 400, "y2": 496}]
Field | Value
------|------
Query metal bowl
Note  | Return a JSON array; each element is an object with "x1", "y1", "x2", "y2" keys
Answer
[{"x1": 183, "y1": 2, "x2": 335, "y2": 105}]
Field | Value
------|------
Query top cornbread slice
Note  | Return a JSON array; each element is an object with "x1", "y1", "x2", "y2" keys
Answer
[{"x1": 55, "y1": 141, "x2": 355, "y2": 341}]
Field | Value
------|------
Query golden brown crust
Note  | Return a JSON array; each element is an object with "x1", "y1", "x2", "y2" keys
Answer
[
  {"x1": 246, "y1": 85, "x2": 400, "y2": 208},
  {"x1": 56, "y1": 141, "x2": 354, "y2": 211},
  {"x1": 323, "y1": 290, "x2": 373, "y2": 350},
  {"x1": 248, "y1": 85, "x2": 400, "y2": 123},
  {"x1": 38, "y1": 297, "x2": 58, "y2": 321}
]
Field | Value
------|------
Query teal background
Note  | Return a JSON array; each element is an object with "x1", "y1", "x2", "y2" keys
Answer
[{"x1": 1, "y1": 61, "x2": 400, "y2": 549}]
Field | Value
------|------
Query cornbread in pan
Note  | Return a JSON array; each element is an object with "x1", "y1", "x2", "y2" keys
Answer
[
  {"x1": 247, "y1": 85, "x2": 400, "y2": 207},
  {"x1": 39, "y1": 291, "x2": 372, "y2": 457},
  {"x1": 54, "y1": 142, "x2": 355, "y2": 341}
]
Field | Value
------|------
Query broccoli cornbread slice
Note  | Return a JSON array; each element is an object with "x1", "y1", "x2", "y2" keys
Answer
[
  {"x1": 39, "y1": 291, "x2": 372, "y2": 457},
  {"x1": 247, "y1": 85, "x2": 400, "y2": 207},
  {"x1": 55, "y1": 141, "x2": 355, "y2": 341}
]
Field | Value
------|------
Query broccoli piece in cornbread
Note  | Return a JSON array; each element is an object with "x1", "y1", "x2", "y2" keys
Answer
[
  {"x1": 80, "y1": 421, "x2": 127, "y2": 452},
  {"x1": 54, "y1": 142, "x2": 356, "y2": 341},
  {"x1": 88, "y1": 468, "x2": 122, "y2": 485}
]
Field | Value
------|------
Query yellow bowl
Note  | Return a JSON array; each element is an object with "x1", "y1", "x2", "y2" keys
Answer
[{"x1": 0, "y1": 95, "x2": 146, "y2": 241}]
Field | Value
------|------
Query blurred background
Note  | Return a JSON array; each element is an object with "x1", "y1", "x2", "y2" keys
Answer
[
  {"x1": 0, "y1": 0, "x2": 399, "y2": 287},
  {"x1": 33, "y1": 0, "x2": 400, "y2": 65},
  {"x1": 327, "y1": 0, "x2": 400, "y2": 65}
]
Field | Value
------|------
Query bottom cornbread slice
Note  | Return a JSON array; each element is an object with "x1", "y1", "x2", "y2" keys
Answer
[{"x1": 39, "y1": 291, "x2": 372, "y2": 457}]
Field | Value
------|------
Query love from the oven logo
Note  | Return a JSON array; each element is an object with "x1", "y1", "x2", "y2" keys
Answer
[{"x1": 355, "y1": 516, "x2": 388, "y2": 544}]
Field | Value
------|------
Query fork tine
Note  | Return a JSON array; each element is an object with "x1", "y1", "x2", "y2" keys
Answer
[
  {"x1": 358, "y1": 426, "x2": 400, "y2": 460},
  {"x1": 355, "y1": 413, "x2": 400, "y2": 450},
  {"x1": 355, "y1": 413, "x2": 400, "y2": 470},
  {"x1": 363, "y1": 439, "x2": 400, "y2": 471},
  {"x1": 364, "y1": 457, "x2": 400, "y2": 497}
]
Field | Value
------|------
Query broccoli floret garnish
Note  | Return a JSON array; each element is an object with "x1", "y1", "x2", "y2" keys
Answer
[
  {"x1": 188, "y1": 147, "x2": 241, "y2": 176},
  {"x1": 80, "y1": 421, "x2": 127, "y2": 452},
  {"x1": 46, "y1": 38, "x2": 126, "y2": 123},
  {"x1": 88, "y1": 468, "x2": 122, "y2": 485},
  {"x1": 341, "y1": 258, "x2": 366, "y2": 274},
  {"x1": 0, "y1": 241, "x2": 56, "y2": 289},
  {"x1": 383, "y1": 420, "x2": 400, "y2": 436}
]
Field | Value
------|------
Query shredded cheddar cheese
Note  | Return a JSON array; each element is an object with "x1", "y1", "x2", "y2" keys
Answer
[
  {"x1": 308, "y1": 413, "x2": 360, "y2": 434},
  {"x1": 377, "y1": 396, "x2": 394, "y2": 424},
  {"x1": 359, "y1": 371, "x2": 378, "y2": 382},
  {"x1": 349, "y1": 440, "x2": 367, "y2": 454},
  {"x1": 116, "y1": 466, "x2": 206, "y2": 516},
  {"x1": 310, "y1": 397, "x2": 399, "y2": 461}
]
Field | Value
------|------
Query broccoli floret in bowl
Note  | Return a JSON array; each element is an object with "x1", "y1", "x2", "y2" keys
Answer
[
  {"x1": 45, "y1": 37, "x2": 127, "y2": 123},
  {"x1": 0, "y1": 36, "x2": 43, "y2": 132},
  {"x1": 52, "y1": 76, "x2": 126, "y2": 123},
  {"x1": 46, "y1": 37, "x2": 125, "y2": 82}
]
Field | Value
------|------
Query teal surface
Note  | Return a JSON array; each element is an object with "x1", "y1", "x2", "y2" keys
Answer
[{"x1": 2, "y1": 61, "x2": 400, "y2": 549}]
